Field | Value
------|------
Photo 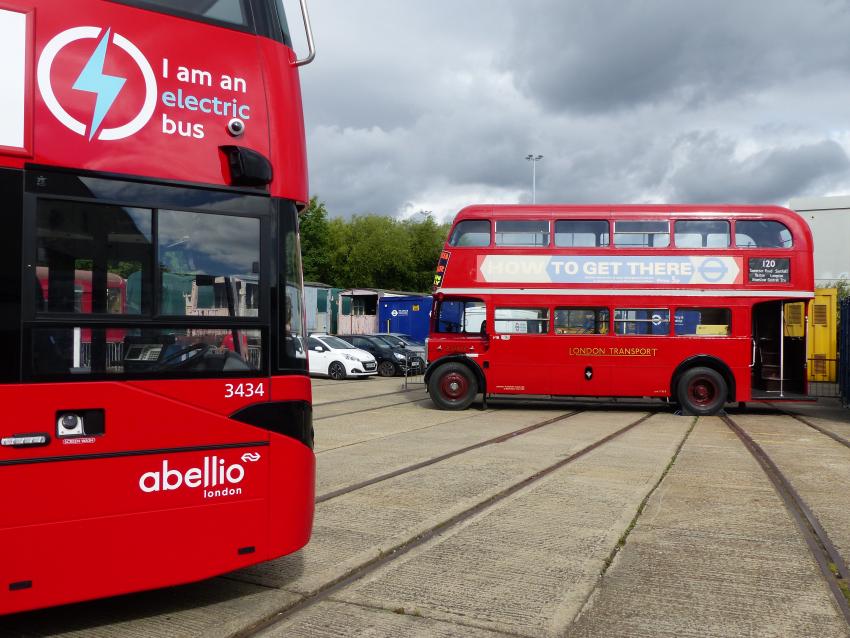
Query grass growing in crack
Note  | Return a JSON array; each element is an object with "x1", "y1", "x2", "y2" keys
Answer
[
  {"x1": 828, "y1": 562, "x2": 850, "y2": 605},
  {"x1": 601, "y1": 416, "x2": 698, "y2": 573}
]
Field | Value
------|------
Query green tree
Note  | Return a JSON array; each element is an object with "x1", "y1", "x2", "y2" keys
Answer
[
  {"x1": 299, "y1": 196, "x2": 331, "y2": 282},
  {"x1": 299, "y1": 198, "x2": 451, "y2": 292}
]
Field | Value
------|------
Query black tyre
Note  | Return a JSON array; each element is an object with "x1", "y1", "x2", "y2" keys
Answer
[
  {"x1": 676, "y1": 366, "x2": 727, "y2": 415},
  {"x1": 428, "y1": 362, "x2": 478, "y2": 410},
  {"x1": 328, "y1": 361, "x2": 346, "y2": 380},
  {"x1": 377, "y1": 360, "x2": 397, "y2": 377}
]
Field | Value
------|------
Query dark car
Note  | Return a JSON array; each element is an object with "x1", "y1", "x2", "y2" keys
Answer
[{"x1": 337, "y1": 334, "x2": 424, "y2": 377}]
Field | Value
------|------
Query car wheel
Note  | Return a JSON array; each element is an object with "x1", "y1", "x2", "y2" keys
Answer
[
  {"x1": 677, "y1": 366, "x2": 727, "y2": 415},
  {"x1": 328, "y1": 361, "x2": 346, "y2": 380},
  {"x1": 377, "y1": 360, "x2": 396, "y2": 377},
  {"x1": 427, "y1": 362, "x2": 477, "y2": 410}
]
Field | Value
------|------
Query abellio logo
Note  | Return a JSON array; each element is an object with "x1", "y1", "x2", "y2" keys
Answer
[
  {"x1": 139, "y1": 453, "x2": 261, "y2": 499},
  {"x1": 37, "y1": 26, "x2": 157, "y2": 141}
]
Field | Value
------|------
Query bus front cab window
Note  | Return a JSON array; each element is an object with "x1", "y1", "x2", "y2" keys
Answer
[{"x1": 436, "y1": 299, "x2": 486, "y2": 334}]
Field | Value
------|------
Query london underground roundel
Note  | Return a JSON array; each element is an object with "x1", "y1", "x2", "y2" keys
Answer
[{"x1": 37, "y1": 26, "x2": 157, "y2": 141}]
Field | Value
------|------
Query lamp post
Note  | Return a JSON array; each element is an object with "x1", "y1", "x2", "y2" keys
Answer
[{"x1": 525, "y1": 154, "x2": 543, "y2": 204}]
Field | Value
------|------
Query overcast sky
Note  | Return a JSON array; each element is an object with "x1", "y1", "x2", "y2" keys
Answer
[{"x1": 287, "y1": 0, "x2": 850, "y2": 221}]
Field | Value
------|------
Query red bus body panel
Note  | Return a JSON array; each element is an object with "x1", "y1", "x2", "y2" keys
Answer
[{"x1": 0, "y1": 1, "x2": 313, "y2": 614}]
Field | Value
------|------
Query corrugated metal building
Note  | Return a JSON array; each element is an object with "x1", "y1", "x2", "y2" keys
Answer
[{"x1": 336, "y1": 288, "x2": 420, "y2": 335}]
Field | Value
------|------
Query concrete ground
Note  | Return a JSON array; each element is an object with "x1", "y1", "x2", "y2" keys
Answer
[{"x1": 2, "y1": 379, "x2": 850, "y2": 638}]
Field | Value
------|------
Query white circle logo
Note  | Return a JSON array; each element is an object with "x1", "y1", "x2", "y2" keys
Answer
[{"x1": 37, "y1": 26, "x2": 157, "y2": 141}]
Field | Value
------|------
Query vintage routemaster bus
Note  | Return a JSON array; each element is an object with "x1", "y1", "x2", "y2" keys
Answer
[
  {"x1": 0, "y1": 0, "x2": 316, "y2": 614},
  {"x1": 426, "y1": 205, "x2": 814, "y2": 414}
]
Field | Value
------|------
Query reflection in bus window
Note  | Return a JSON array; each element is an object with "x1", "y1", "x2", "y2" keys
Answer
[
  {"x1": 36, "y1": 200, "x2": 151, "y2": 315},
  {"x1": 158, "y1": 210, "x2": 260, "y2": 318},
  {"x1": 495, "y1": 220, "x2": 549, "y2": 247},
  {"x1": 31, "y1": 326, "x2": 261, "y2": 376},
  {"x1": 674, "y1": 220, "x2": 730, "y2": 248},
  {"x1": 674, "y1": 308, "x2": 731, "y2": 336},
  {"x1": 436, "y1": 299, "x2": 486, "y2": 333},
  {"x1": 735, "y1": 220, "x2": 793, "y2": 248},
  {"x1": 495, "y1": 308, "x2": 549, "y2": 334},
  {"x1": 449, "y1": 220, "x2": 490, "y2": 247},
  {"x1": 554, "y1": 220, "x2": 609, "y2": 247},
  {"x1": 614, "y1": 221, "x2": 670, "y2": 248},
  {"x1": 554, "y1": 308, "x2": 609, "y2": 334},
  {"x1": 614, "y1": 309, "x2": 670, "y2": 335}
]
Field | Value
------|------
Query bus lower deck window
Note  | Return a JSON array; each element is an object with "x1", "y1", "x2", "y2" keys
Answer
[
  {"x1": 614, "y1": 309, "x2": 670, "y2": 335},
  {"x1": 554, "y1": 308, "x2": 609, "y2": 334},
  {"x1": 674, "y1": 308, "x2": 731, "y2": 336},
  {"x1": 494, "y1": 308, "x2": 549, "y2": 334}
]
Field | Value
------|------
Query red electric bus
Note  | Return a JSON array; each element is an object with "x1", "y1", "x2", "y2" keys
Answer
[
  {"x1": 1, "y1": 0, "x2": 316, "y2": 614},
  {"x1": 426, "y1": 205, "x2": 814, "y2": 414}
]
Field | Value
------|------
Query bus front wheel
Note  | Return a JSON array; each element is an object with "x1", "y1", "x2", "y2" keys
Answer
[
  {"x1": 428, "y1": 363, "x2": 478, "y2": 410},
  {"x1": 677, "y1": 367, "x2": 727, "y2": 416}
]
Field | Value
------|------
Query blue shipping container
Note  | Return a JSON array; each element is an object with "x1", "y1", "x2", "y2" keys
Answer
[{"x1": 378, "y1": 296, "x2": 433, "y2": 342}]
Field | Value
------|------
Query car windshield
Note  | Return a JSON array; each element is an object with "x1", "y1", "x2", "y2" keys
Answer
[
  {"x1": 371, "y1": 336, "x2": 396, "y2": 347},
  {"x1": 380, "y1": 335, "x2": 403, "y2": 347},
  {"x1": 321, "y1": 336, "x2": 355, "y2": 349}
]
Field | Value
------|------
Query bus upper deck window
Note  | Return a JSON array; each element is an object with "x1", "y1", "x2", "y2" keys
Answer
[
  {"x1": 735, "y1": 220, "x2": 793, "y2": 248},
  {"x1": 495, "y1": 221, "x2": 549, "y2": 247},
  {"x1": 614, "y1": 221, "x2": 670, "y2": 248},
  {"x1": 449, "y1": 220, "x2": 490, "y2": 247},
  {"x1": 674, "y1": 220, "x2": 730, "y2": 248},
  {"x1": 554, "y1": 220, "x2": 609, "y2": 247}
]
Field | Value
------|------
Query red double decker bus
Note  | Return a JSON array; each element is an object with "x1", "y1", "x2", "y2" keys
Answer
[
  {"x1": 1, "y1": 0, "x2": 316, "y2": 614},
  {"x1": 426, "y1": 205, "x2": 814, "y2": 414}
]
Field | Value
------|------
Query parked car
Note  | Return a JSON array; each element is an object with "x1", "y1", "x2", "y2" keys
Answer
[
  {"x1": 336, "y1": 334, "x2": 424, "y2": 377},
  {"x1": 307, "y1": 334, "x2": 377, "y2": 380},
  {"x1": 370, "y1": 333, "x2": 428, "y2": 363}
]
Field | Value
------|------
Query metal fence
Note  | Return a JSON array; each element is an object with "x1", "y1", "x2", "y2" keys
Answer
[
  {"x1": 402, "y1": 352, "x2": 425, "y2": 389},
  {"x1": 808, "y1": 357, "x2": 840, "y2": 398}
]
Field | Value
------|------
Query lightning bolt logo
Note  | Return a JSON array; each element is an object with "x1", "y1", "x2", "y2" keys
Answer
[{"x1": 72, "y1": 28, "x2": 127, "y2": 141}]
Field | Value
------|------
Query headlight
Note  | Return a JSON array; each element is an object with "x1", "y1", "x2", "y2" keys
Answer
[{"x1": 393, "y1": 352, "x2": 405, "y2": 360}]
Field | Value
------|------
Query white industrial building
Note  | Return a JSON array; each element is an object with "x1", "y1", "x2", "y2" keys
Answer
[{"x1": 790, "y1": 195, "x2": 850, "y2": 286}]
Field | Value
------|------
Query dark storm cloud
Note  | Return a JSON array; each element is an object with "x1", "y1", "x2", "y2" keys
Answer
[
  {"x1": 665, "y1": 134, "x2": 850, "y2": 203},
  {"x1": 508, "y1": 0, "x2": 850, "y2": 112},
  {"x1": 292, "y1": 0, "x2": 850, "y2": 219}
]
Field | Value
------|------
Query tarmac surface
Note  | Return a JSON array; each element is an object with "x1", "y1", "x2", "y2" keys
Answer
[{"x1": 3, "y1": 377, "x2": 850, "y2": 637}]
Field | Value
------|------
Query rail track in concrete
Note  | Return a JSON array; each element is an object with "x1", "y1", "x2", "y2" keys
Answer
[
  {"x1": 235, "y1": 411, "x2": 656, "y2": 637},
  {"x1": 722, "y1": 413, "x2": 850, "y2": 624}
]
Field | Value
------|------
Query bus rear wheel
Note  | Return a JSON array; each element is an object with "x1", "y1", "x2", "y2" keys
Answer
[
  {"x1": 677, "y1": 367, "x2": 727, "y2": 416},
  {"x1": 428, "y1": 363, "x2": 477, "y2": 410}
]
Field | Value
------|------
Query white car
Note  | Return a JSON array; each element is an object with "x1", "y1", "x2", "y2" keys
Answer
[{"x1": 307, "y1": 335, "x2": 378, "y2": 379}]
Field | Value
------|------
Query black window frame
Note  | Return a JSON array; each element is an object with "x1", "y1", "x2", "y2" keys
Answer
[{"x1": 23, "y1": 169, "x2": 275, "y2": 382}]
